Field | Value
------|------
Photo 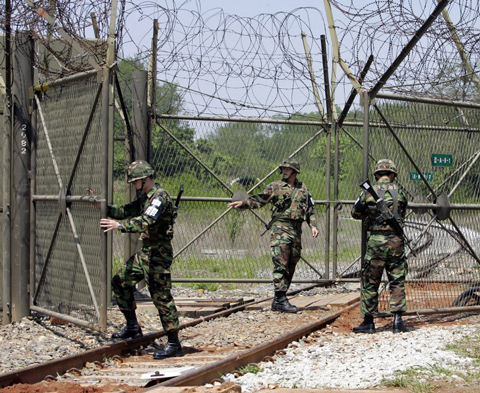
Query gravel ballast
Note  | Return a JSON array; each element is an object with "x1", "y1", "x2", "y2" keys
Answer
[{"x1": 0, "y1": 283, "x2": 479, "y2": 392}]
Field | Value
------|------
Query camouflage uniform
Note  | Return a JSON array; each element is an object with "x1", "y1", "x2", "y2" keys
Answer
[
  {"x1": 109, "y1": 184, "x2": 179, "y2": 334},
  {"x1": 242, "y1": 176, "x2": 320, "y2": 292},
  {"x1": 351, "y1": 176, "x2": 408, "y2": 316}
]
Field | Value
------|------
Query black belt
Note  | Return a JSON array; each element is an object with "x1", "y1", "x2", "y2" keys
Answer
[
  {"x1": 369, "y1": 230, "x2": 397, "y2": 235},
  {"x1": 277, "y1": 220, "x2": 303, "y2": 229}
]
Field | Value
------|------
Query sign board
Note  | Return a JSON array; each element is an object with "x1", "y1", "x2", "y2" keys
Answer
[
  {"x1": 410, "y1": 172, "x2": 433, "y2": 182},
  {"x1": 431, "y1": 154, "x2": 453, "y2": 167}
]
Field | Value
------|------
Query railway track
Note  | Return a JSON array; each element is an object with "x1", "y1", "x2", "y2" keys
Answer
[{"x1": 0, "y1": 288, "x2": 358, "y2": 391}]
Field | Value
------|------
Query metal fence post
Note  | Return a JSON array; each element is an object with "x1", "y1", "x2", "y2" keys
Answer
[
  {"x1": 124, "y1": 70, "x2": 150, "y2": 287},
  {"x1": 2, "y1": 2, "x2": 13, "y2": 324},
  {"x1": 11, "y1": 32, "x2": 34, "y2": 322},
  {"x1": 133, "y1": 70, "x2": 150, "y2": 162},
  {"x1": 360, "y1": 91, "x2": 371, "y2": 285}
]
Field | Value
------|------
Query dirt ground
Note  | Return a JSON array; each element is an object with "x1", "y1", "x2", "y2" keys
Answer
[
  {"x1": 0, "y1": 382, "x2": 139, "y2": 392},
  {"x1": 2, "y1": 308, "x2": 480, "y2": 393}
]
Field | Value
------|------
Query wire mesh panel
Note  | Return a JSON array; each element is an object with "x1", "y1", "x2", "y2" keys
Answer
[
  {"x1": 148, "y1": 118, "x2": 329, "y2": 282},
  {"x1": 333, "y1": 123, "x2": 365, "y2": 280},
  {"x1": 367, "y1": 97, "x2": 480, "y2": 313},
  {"x1": 33, "y1": 72, "x2": 107, "y2": 329}
]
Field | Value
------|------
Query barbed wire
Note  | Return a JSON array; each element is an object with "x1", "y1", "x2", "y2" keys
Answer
[
  {"x1": 330, "y1": 0, "x2": 480, "y2": 99},
  {"x1": 1, "y1": 0, "x2": 480, "y2": 117},
  {"x1": 120, "y1": 3, "x2": 331, "y2": 118}
]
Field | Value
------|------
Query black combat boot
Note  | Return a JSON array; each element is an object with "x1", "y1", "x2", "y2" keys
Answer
[
  {"x1": 393, "y1": 312, "x2": 408, "y2": 333},
  {"x1": 111, "y1": 310, "x2": 143, "y2": 339},
  {"x1": 153, "y1": 331, "x2": 184, "y2": 359},
  {"x1": 352, "y1": 314, "x2": 375, "y2": 334},
  {"x1": 271, "y1": 291, "x2": 298, "y2": 313}
]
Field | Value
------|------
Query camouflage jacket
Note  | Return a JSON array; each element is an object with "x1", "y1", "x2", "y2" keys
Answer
[
  {"x1": 108, "y1": 185, "x2": 174, "y2": 243},
  {"x1": 241, "y1": 179, "x2": 320, "y2": 230},
  {"x1": 351, "y1": 177, "x2": 408, "y2": 231}
]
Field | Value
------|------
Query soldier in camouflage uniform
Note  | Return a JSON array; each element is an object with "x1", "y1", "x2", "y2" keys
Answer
[
  {"x1": 228, "y1": 157, "x2": 320, "y2": 313},
  {"x1": 351, "y1": 159, "x2": 408, "y2": 333},
  {"x1": 100, "y1": 160, "x2": 183, "y2": 358}
]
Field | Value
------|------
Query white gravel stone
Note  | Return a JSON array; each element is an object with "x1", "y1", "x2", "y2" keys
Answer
[{"x1": 223, "y1": 323, "x2": 480, "y2": 392}]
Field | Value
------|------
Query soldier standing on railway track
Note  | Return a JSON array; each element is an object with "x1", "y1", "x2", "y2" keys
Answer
[
  {"x1": 351, "y1": 159, "x2": 409, "y2": 334},
  {"x1": 227, "y1": 157, "x2": 319, "y2": 313},
  {"x1": 100, "y1": 160, "x2": 183, "y2": 359}
]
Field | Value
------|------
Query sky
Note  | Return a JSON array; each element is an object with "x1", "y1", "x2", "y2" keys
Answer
[
  {"x1": 120, "y1": 0, "x2": 336, "y2": 117},
  {"x1": 116, "y1": 0, "x2": 478, "y2": 117}
]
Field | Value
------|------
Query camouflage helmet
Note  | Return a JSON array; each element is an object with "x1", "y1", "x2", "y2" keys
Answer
[
  {"x1": 374, "y1": 159, "x2": 397, "y2": 176},
  {"x1": 127, "y1": 160, "x2": 155, "y2": 183},
  {"x1": 279, "y1": 157, "x2": 300, "y2": 174}
]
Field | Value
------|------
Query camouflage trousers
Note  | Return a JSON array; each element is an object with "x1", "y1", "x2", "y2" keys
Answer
[
  {"x1": 361, "y1": 233, "x2": 408, "y2": 316},
  {"x1": 270, "y1": 222, "x2": 302, "y2": 292},
  {"x1": 111, "y1": 241, "x2": 179, "y2": 333}
]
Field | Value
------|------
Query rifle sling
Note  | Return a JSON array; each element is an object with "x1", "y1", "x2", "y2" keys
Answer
[{"x1": 376, "y1": 188, "x2": 399, "y2": 220}]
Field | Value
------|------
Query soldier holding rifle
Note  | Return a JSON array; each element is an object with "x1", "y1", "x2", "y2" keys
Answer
[
  {"x1": 100, "y1": 160, "x2": 184, "y2": 359},
  {"x1": 228, "y1": 157, "x2": 319, "y2": 313},
  {"x1": 351, "y1": 159, "x2": 409, "y2": 334}
]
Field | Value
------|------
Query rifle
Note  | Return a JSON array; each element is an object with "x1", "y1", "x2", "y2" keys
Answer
[
  {"x1": 260, "y1": 219, "x2": 274, "y2": 237},
  {"x1": 173, "y1": 183, "x2": 184, "y2": 220},
  {"x1": 359, "y1": 179, "x2": 416, "y2": 256}
]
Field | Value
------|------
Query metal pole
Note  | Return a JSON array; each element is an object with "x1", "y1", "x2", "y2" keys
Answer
[
  {"x1": 301, "y1": 32, "x2": 325, "y2": 119},
  {"x1": 337, "y1": 55, "x2": 374, "y2": 128},
  {"x1": 375, "y1": 92, "x2": 480, "y2": 110},
  {"x1": 149, "y1": 19, "x2": 159, "y2": 123},
  {"x1": 100, "y1": 0, "x2": 118, "y2": 331},
  {"x1": 132, "y1": 70, "x2": 150, "y2": 162},
  {"x1": 332, "y1": 120, "x2": 339, "y2": 279},
  {"x1": 11, "y1": 32, "x2": 34, "y2": 321},
  {"x1": 114, "y1": 75, "x2": 135, "y2": 162},
  {"x1": 101, "y1": 68, "x2": 111, "y2": 331},
  {"x1": 129, "y1": 70, "x2": 149, "y2": 288},
  {"x1": 361, "y1": 91, "x2": 371, "y2": 284},
  {"x1": 29, "y1": 90, "x2": 37, "y2": 318},
  {"x1": 3, "y1": 0, "x2": 12, "y2": 324},
  {"x1": 321, "y1": 35, "x2": 331, "y2": 280}
]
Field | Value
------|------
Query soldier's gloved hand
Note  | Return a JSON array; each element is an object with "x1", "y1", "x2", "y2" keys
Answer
[{"x1": 353, "y1": 197, "x2": 367, "y2": 214}]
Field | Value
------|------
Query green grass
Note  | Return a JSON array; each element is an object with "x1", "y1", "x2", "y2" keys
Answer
[
  {"x1": 381, "y1": 369, "x2": 435, "y2": 393},
  {"x1": 173, "y1": 254, "x2": 272, "y2": 280},
  {"x1": 112, "y1": 256, "x2": 123, "y2": 275},
  {"x1": 382, "y1": 375, "x2": 409, "y2": 388},
  {"x1": 237, "y1": 364, "x2": 260, "y2": 375},
  {"x1": 181, "y1": 282, "x2": 220, "y2": 292},
  {"x1": 445, "y1": 330, "x2": 480, "y2": 362},
  {"x1": 382, "y1": 328, "x2": 480, "y2": 392}
]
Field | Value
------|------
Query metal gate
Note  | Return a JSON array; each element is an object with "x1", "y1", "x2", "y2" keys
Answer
[
  {"x1": 31, "y1": 70, "x2": 110, "y2": 330},
  {"x1": 138, "y1": 97, "x2": 480, "y2": 316},
  {"x1": 340, "y1": 93, "x2": 480, "y2": 313}
]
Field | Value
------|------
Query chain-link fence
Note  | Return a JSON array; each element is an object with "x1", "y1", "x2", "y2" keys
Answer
[
  {"x1": 113, "y1": 117, "x2": 331, "y2": 283},
  {"x1": 32, "y1": 71, "x2": 109, "y2": 330},
  {"x1": 346, "y1": 95, "x2": 480, "y2": 312},
  {"x1": 112, "y1": 93, "x2": 480, "y2": 315}
]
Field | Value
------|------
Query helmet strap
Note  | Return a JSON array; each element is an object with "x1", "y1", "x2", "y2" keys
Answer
[{"x1": 133, "y1": 178, "x2": 148, "y2": 199}]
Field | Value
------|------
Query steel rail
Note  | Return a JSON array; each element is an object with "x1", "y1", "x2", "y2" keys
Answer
[
  {"x1": 153, "y1": 305, "x2": 353, "y2": 389},
  {"x1": 0, "y1": 284, "x2": 326, "y2": 388}
]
